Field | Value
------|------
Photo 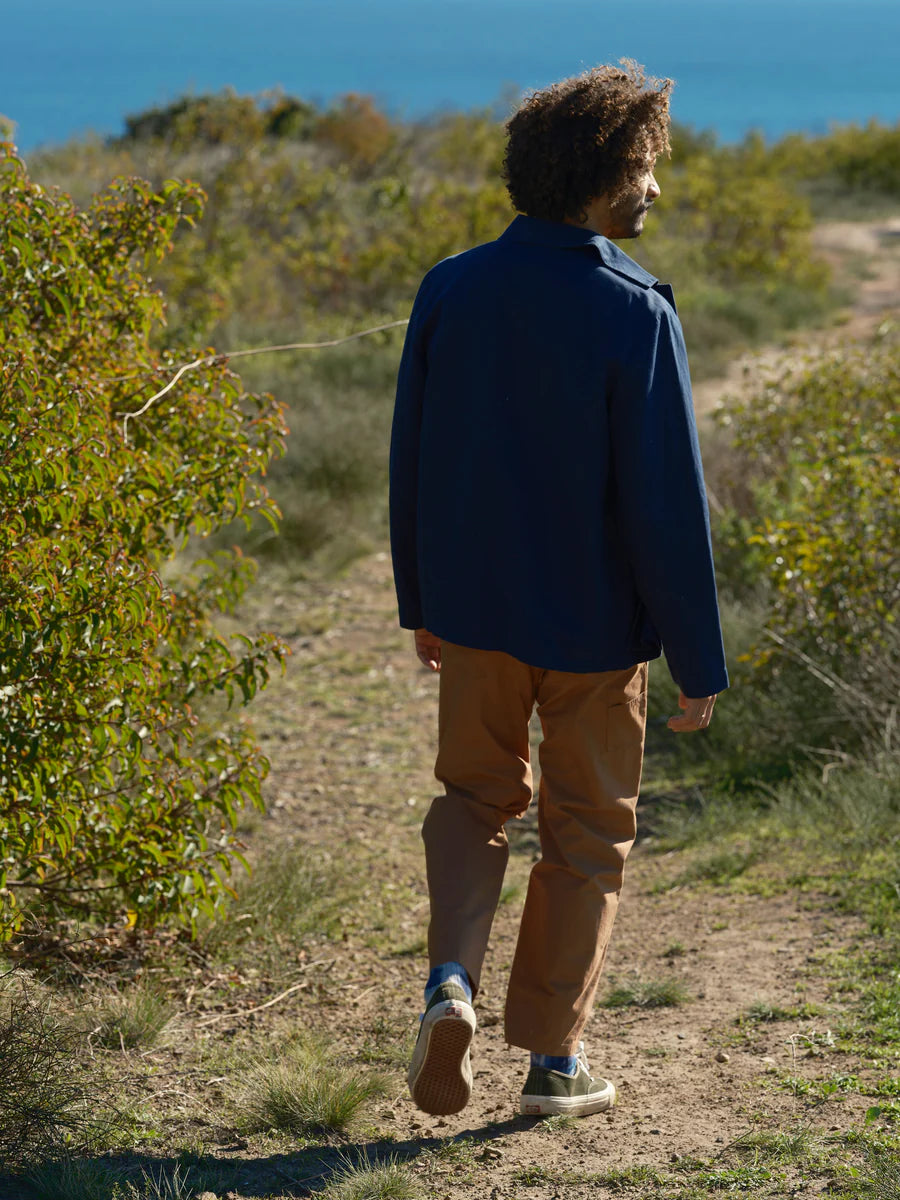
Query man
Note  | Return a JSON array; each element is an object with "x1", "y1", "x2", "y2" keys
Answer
[{"x1": 389, "y1": 62, "x2": 728, "y2": 1120}]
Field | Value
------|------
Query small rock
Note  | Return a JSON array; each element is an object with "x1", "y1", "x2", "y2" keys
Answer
[
  {"x1": 436, "y1": 1118, "x2": 448, "y2": 1127},
  {"x1": 380, "y1": 1109, "x2": 395, "y2": 1120},
  {"x1": 198, "y1": 1193, "x2": 219, "y2": 1200},
  {"x1": 715, "y1": 1051, "x2": 730, "y2": 1063},
  {"x1": 670, "y1": 1153, "x2": 680, "y2": 1163},
  {"x1": 650, "y1": 1128, "x2": 661, "y2": 1134},
  {"x1": 478, "y1": 1145, "x2": 504, "y2": 1162},
  {"x1": 676, "y1": 1033, "x2": 687, "y2": 1040},
  {"x1": 761, "y1": 1056, "x2": 776, "y2": 1065}
]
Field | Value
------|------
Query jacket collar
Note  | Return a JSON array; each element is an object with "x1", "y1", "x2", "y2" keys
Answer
[{"x1": 500, "y1": 213, "x2": 659, "y2": 289}]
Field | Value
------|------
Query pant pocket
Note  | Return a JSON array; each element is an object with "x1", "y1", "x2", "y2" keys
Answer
[{"x1": 606, "y1": 688, "x2": 648, "y2": 752}]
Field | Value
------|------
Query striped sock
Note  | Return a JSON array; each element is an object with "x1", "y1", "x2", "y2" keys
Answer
[
  {"x1": 531, "y1": 1052, "x2": 578, "y2": 1076},
  {"x1": 424, "y1": 961, "x2": 472, "y2": 1006}
]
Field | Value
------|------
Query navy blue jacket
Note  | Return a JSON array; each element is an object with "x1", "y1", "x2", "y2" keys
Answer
[{"x1": 389, "y1": 214, "x2": 728, "y2": 698}]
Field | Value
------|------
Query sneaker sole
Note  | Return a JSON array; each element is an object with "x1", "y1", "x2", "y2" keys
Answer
[
  {"x1": 520, "y1": 1079, "x2": 616, "y2": 1117},
  {"x1": 408, "y1": 999, "x2": 476, "y2": 1116}
]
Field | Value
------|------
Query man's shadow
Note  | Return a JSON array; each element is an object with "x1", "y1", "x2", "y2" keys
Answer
[{"x1": 1, "y1": 1115, "x2": 541, "y2": 1199}]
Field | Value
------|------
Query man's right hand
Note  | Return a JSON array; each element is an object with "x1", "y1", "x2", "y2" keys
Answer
[{"x1": 667, "y1": 691, "x2": 716, "y2": 732}]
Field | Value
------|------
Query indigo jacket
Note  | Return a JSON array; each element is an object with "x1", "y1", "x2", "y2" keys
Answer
[{"x1": 389, "y1": 214, "x2": 729, "y2": 698}]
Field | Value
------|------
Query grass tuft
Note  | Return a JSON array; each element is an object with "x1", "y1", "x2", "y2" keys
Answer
[
  {"x1": 119, "y1": 1165, "x2": 195, "y2": 1200},
  {"x1": 202, "y1": 839, "x2": 346, "y2": 960},
  {"x1": 322, "y1": 1155, "x2": 420, "y2": 1200},
  {"x1": 89, "y1": 983, "x2": 174, "y2": 1050},
  {"x1": 27, "y1": 1157, "x2": 125, "y2": 1200},
  {"x1": 731, "y1": 1126, "x2": 824, "y2": 1166},
  {"x1": 861, "y1": 1139, "x2": 900, "y2": 1199},
  {"x1": 240, "y1": 1040, "x2": 388, "y2": 1135},
  {"x1": 602, "y1": 977, "x2": 692, "y2": 1010}
]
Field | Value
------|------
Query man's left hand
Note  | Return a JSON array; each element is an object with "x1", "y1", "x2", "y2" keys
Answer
[
  {"x1": 414, "y1": 628, "x2": 441, "y2": 671},
  {"x1": 667, "y1": 690, "x2": 716, "y2": 732}
]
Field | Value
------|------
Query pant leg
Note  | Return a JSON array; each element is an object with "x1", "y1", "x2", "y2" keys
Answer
[
  {"x1": 422, "y1": 641, "x2": 537, "y2": 992},
  {"x1": 504, "y1": 661, "x2": 648, "y2": 1054}
]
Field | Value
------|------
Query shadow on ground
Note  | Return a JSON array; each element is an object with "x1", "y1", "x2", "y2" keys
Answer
[{"x1": 1, "y1": 1116, "x2": 543, "y2": 1199}]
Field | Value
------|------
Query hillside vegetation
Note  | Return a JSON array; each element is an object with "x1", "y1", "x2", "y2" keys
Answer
[{"x1": 26, "y1": 92, "x2": 899, "y2": 564}]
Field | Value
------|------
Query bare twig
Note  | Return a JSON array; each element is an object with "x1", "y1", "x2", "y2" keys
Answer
[
  {"x1": 195, "y1": 957, "x2": 336, "y2": 1027},
  {"x1": 121, "y1": 318, "x2": 410, "y2": 443},
  {"x1": 762, "y1": 628, "x2": 875, "y2": 707}
]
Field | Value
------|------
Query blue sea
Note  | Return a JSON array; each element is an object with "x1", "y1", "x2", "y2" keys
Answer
[{"x1": 5, "y1": 0, "x2": 900, "y2": 152}]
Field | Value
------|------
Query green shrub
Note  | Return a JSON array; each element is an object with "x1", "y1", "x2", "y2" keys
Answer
[
  {"x1": 714, "y1": 330, "x2": 898, "y2": 755},
  {"x1": 0, "y1": 142, "x2": 286, "y2": 939}
]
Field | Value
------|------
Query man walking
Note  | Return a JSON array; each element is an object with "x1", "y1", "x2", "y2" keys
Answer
[{"x1": 389, "y1": 62, "x2": 728, "y2": 1119}]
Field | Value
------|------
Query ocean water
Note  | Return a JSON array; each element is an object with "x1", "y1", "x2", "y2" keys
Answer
[{"x1": 4, "y1": 0, "x2": 900, "y2": 151}]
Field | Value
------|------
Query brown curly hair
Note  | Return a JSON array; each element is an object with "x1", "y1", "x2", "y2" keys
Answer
[{"x1": 503, "y1": 61, "x2": 673, "y2": 223}]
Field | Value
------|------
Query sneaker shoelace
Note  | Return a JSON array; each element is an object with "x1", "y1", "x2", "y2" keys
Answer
[{"x1": 574, "y1": 1043, "x2": 593, "y2": 1080}]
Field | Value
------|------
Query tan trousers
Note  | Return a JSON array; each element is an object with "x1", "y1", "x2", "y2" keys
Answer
[{"x1": 422, "y1": 641, "x2": 648, "y2": 1056}]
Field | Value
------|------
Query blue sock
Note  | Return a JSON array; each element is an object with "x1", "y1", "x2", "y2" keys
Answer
[
  {"x1": 424, "y1": 961, "x2": 472, "y2": 1006},
  {"x1": 531, "y1": 1052, "x2": 578, "y2": 1076}
]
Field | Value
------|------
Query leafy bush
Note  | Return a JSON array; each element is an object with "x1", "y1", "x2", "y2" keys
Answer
[
  {"x1": 707, "y1": 330, "x2": 899, "y2": 762},
  {"x1": 769, "y1": 120, "x2": 900, "y2": 198},
  {"x1": 0, "y1": 142, "x2": 286, "y2": 939}
]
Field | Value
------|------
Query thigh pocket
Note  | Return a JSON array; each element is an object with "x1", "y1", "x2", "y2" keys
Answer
[{"x1": 606, "y1": 688, "x2": 648, "y2": 752}]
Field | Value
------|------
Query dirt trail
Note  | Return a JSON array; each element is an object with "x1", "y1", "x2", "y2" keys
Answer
[
  {"x1": 242, "y1": 553, "x2": 872, "y2": 1197},
  {"x1": 692, "y1": 214, "x2": 900, "y2": 417}
]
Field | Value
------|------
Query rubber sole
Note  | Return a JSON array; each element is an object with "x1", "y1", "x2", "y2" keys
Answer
[
  {"x1": 408, "y1": 999, "x2": 476, "y2": 1116},
  {"x1": 520, "y1": 1078, "x2": 616, "y2": 1117}
]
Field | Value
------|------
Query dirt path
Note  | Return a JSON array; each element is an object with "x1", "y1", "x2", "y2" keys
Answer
[
  {"x1": 237, "y1": 553, "x2": 873, "y2": 1197},
  {"x1": 692, "y1": 214, "x2": 900, "y2": 417}
]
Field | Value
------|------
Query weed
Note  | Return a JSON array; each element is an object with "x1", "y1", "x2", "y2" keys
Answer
[
  {"x1": 27, "y1": 1157, "x2": 125, "y2": 1200},
  {"x1": 390, "y1": 938, "x2": 427, "y2": 958},
  {"x1": 358, "y1": 1014, "x2": 415, "y2": 1069},
  {"x1": 512, "y1": 1162, "x2": 665, "y2": 1187},
  {"x1": 730, "y1": 1126, "x2": 826, "y2": 1166},
  {"x1": 538, "y1": 1113, "x2": 580, "y2": 1133},
  {"x1": 738, "y1": 1000, "x2": 824, "y2": 1027},
  {"x1": 498, "y1": 883, "x2": 523, "y2": 906},
  {"x1": 322, "y1": 1156, "x2": 420, "y2": 1200},
  {"x1": 0, "y1": 977, "x2": 109, "y2": 1166},
  {"x1": 511, "y1": 1164, "x2": 556, "y2": 1186},
  {"x1": 89, "y1": 984, "x2": 174, "y2": 1051},
  {"x1": 119, "y1": 1165, "x2": 195, "y2": 1200},
  {"x1": 602, "y1": 977, "x2": 692, "y2": 1010},
  {"x1": 670, "y1": 848, "x2": 760, "y2": 889},
  {"x1": 780, "y1": 1071, "x2": 860, "y2": 1100},
  {"x1": 662, "y1": 941, "x2": 687, "y2": 958},
  {"x1": 240, "y1": 1040, "x2": 388, "y2": 1135},
  {"x1": 202, "y1": 839, "x2": 346, "y2": 960}
]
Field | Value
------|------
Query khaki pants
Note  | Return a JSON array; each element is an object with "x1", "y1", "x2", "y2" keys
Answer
[{"x1": 422, "y1": 641, "x2": 648, "y2": 1056}]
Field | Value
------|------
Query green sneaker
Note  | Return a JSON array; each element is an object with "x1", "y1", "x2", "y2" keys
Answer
[
  {"x1": 407, "y1": 981, "x2": 476, "y2": 1116},
  {"x1": 520, "y1": 1046, "x2": 616, "y2": 1117}
]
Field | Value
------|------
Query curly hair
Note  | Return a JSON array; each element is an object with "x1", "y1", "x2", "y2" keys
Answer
[{"x1": 503, "y1": 61, "x2": 673, "y2": 223}]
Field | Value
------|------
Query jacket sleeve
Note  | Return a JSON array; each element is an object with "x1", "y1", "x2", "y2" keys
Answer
[
  {"x1": 608, "y1": 293, "x2": 729, "y2": 697},
  {"x1": 389, "y1": 277, "x2": 432, "y2": 630}
]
